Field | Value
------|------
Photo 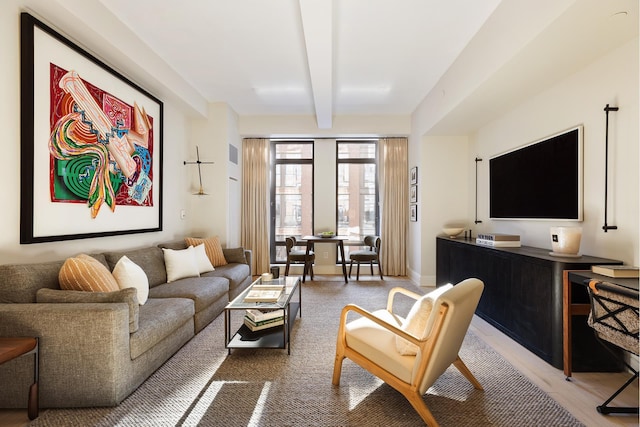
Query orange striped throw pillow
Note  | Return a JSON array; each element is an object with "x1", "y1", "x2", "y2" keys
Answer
[
  {"x1": 59, "y1": 254, "x2": 119, "y2": 292},
  {"x1": 184, "y1": 236, "x2": 228, "y2": 267}
]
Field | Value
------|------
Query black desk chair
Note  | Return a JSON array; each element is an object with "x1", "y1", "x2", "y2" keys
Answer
[
  {"x1": 284, "y1": 236, "x2": 314, "y2": 282},
  {"x1": 587, "y1": 280, "x2": 639, "y2": 415}
]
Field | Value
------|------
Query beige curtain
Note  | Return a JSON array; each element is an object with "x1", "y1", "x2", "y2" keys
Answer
[
  {"x1": 379, "y1": 137, "x2": 408, "y2": 276},
  {"x1": 241, "y1": 138, "x2": 270, "y2": 275}
]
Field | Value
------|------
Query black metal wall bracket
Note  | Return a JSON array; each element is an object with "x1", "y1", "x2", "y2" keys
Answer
[
  {"x1": 602, "y1": 104, "x2": 618, "y2": 232},
  {"x1": 474, "y1": 157, "x2": 482, "y2": 224}
]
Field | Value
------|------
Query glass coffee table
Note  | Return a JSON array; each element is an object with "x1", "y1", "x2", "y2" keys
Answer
[{"x1": 224, "y1": 276, "x2": 301, "y2": 355}]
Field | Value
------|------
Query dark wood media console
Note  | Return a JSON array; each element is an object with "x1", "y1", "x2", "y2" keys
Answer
[{"x1": 436, "y1": 236, "x2": 622, "y2": 370}]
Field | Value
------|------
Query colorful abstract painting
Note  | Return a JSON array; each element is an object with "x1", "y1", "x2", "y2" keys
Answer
[
  {"x1": 20, "y1": 12, "x2": 163, "y2": 243},
  {"x1": 49, "y1": 64, "x2": 154, "y2": 218}
]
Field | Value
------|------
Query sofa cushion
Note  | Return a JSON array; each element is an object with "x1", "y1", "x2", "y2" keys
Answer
[
  {"x1": 148, "y1": 276, "x2": 229, "y2": 313},
  {"x1": 59, "y1": 254, "x2": 119, "y2": 292},
  {"x1": 130, "y1": 297, "x2": 195, "y2": 359},
  {"x1": 104, "y1": 247, "x2": 167, "y2": 288},
  {"x1": 0, "y1": 260, "x2": 64, "y2": 303},
  {"x1": 222, "y1": 247, "x2": 247, "y2": 265},
  {"x1": 162, "y1": 247, "x2": 201, "y2": 282},
  {"x1": 36, "y1": 287, "x2": 140, "y2": 333},
  {"x1": 185, "y1": 236, "x2": 228, "y2": 267},
  {"x1": 203, "y1": 263, "x2": 250, "y2": 293},
  {"x1": 112, "y1": 256, "x2": 149, "y2": 304}
]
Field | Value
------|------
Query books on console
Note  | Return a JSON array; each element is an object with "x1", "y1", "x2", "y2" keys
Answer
[
  {"x1": 476, "y1": 233, "x2": 521, "y2": 247},
  {"x1": 476, "y1": 233, "x2": 520, "y2": 241},
  {"x1": 591, "y1": 265, "x2": 639, "y2": 278}
]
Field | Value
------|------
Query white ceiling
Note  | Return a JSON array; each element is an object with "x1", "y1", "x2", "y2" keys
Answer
[
  {"x1": 93, "y1": 0, "x2": 638, "y2": 131},
  {"x1": 97, "y1": 0, "x2": 501, "y2": 128}
]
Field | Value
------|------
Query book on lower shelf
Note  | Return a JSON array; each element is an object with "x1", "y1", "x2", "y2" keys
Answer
[
  {"x1": 591, "y1": 265, "x2": 639, "y2": 278},
  {"x1": 244, "y1": 313, "x2": 284, "y2": 332},
  {"x1": 243, "y1": 289, "x2": 283, "y2": 303},
  {"x1": 245, "y1": 309, "x2": 284, "y2": 323},
  {"x1": 476, "y1": 238, "x2": 521, "y2": 248}
]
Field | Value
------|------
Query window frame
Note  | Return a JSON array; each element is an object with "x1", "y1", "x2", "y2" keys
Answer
[
  {"x1": 335, "y1": 140, "x2": 380, "y2": 250},
  {"x1": 270, "y1": 140, "x2": 314, "y2": 263}
]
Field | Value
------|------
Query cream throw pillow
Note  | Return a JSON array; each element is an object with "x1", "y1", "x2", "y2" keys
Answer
[
  {"x1": 59, "y1": 254, "x2": 119, "y2": 292},
  {"x1": 395, "y1": 284, "x2": 453, "y2": 356},
  {"x1": 112, "y1": 256, "x2": 150, "y2": 304},
  {"x1": 192, "y1": 243, "x2": 215, "y2": 274},
  {"x1": 185, "y1": 236, "x2": 227, "y2": 267},
  {"x1": 162, "y1": 246, "x2": 200, "y2": 283}
]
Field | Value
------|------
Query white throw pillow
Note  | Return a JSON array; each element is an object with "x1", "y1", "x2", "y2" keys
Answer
[
  {"x1": 193, "y1": 243, "x2": 215, "y2": 274},
  {"x1": 162, "y1": 246, "x2": 200, "y2": 283},
  {"x1": 112, "y1": 256, "x2": 150, "y2": 305},
  {"x1": 395, "y1": 284, "x2": 453, "y2": 356}
]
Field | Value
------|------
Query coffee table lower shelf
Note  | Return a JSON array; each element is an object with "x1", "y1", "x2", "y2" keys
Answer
[{"x1": 226, "y1": 301, "x2": 300, "y2": 355}]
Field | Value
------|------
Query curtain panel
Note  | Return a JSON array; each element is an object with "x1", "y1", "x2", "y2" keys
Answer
[
  {"x1": 241, "y1": 138, "x2": 270, "y2": 275},
  {"x1": 379, "y1": 137, "x2": 408, "y2": 276}
]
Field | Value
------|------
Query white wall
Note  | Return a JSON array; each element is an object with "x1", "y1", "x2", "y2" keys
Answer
[
  {"x1": 0, "y1": 0, "x2": 198, "y2": 263},
  {"x1": 473, "y1": 39, "x2": 638, "y2": 264},
  {"x1": 188, "y1": 103, "x2": 242, "y2": 246},
  {"x1": 411, "y1": 37, "x2": 638, "y2": 285}
]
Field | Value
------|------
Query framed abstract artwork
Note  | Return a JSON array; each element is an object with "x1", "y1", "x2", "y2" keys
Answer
[
  {"x1": 410, "y1": 185, "x2": 417, "y2": 203},
  {"x1": 20, "y1": 13, "x2": 163, "y2": 243},
  {"x1": 410, "y1": 204, "x2": 417, "y2": 222}
]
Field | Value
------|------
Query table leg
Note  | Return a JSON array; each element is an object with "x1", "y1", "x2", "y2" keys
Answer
[
  {"x1": 339, "y1": 241, "x2": 348, "y2": 283},
  {"x1": 225, "y1": 310, "x2": 231, "y2": 355}
]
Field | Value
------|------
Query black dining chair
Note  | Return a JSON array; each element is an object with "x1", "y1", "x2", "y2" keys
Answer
[
  {"x1": 348, "y1": 235, "x2": 383, "y2": 280},
  {"x1": 284, "y1": 236, "x2": 315, "y2": 282}
]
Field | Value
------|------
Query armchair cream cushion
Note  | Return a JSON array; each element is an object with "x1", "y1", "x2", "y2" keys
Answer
[{"x1": 396, "y1": 284, "x2": 453, "y2": 355}]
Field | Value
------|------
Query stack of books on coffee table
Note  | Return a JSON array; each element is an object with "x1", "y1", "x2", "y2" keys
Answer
[
  {"x1": 244, "y1": 309, "x2": 284, "y2": 332},
  {"x1": 476, "y1": 233, "x2": 521, "y2": 247}
]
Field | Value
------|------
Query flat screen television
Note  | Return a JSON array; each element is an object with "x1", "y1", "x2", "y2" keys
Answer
[{"x1": 489, "y1": 126, "x2": 583, "y2": 220}]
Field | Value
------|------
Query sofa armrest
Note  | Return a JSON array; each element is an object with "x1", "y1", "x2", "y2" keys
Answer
[
  {"x1": 0, "y1": 302, "x2": 131, "y2": 407},
  {"x1": 244, "y1": 249, "x2": 253, "y2": 276}
]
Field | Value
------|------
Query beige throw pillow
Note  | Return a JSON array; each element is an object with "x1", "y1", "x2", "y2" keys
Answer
[
  {"x1": 395, "y1": 284, "x2": 453, "y2": 356},
  {"x1": 162, "y1": 246, "x2": 200, "y2": 283},
  {"x1": 193, "y1": 243, "x2": 215, "y2": 274},
  {"x1": 185, "y1": 236, "x2": 227, "y2": 267},
  {"x1": 112, "y1": 256, "x2": 150, "y2": 304},
  {"x1": 59, "y1": 254, "x2": 119, "y2": 292}
]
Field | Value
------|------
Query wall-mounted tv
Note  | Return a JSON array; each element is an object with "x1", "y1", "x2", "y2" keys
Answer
[{"x1": 489, "y1": 126, "x2": 583, "y2": 221}]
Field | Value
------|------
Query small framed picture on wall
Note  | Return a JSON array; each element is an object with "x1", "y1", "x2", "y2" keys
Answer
[
  {"x1": 410, "y1": 167, "x2": 418, "y2": 185},
  {"x1": 410, "y1": 185, "x2": 417, "y2": 203},
  {"x1": 410, "y1": 204, "x2": 417, "y2": 222}
]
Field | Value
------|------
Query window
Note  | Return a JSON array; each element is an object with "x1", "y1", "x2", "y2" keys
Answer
[
  {"x1": 337, "y1": 141, "x2": 379, "y2": 257},
  {"x1": 271, "y1": 142, "x2": 314, "y2": 263}
]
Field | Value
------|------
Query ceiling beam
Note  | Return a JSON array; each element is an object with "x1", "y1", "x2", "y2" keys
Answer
[{"x1": 299, "y1": 0, "x2": 333, "y2": 129}]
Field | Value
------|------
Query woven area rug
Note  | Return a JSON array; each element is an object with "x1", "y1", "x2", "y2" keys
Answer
[{"x1": 29, "y1": 279, "x2": 584, "y2": 426}]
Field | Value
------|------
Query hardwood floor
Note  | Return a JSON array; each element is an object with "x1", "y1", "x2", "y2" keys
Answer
[
  {"x1": 1, "y1": 278, "x2": 637, "y2": 427},
  {"x1": 470, "y1": 315, "x2": 639, "y2": 427}
]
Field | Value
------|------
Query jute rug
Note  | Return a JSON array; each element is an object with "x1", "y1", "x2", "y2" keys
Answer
[{"x1": 29, "y1": 278, "x2": 584, "y2": 426}]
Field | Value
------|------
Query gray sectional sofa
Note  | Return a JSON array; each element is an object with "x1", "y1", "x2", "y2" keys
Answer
[{"x1": 0, "y1": 241, "x2": 252, "y2": 409}]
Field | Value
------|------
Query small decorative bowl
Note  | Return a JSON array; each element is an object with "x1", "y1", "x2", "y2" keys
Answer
[
  {"x1": 320, "y1": 231, "x2": 335, "y2": 238},
  {"x1": 443, "y1": 227, "x2": 464, "y2": 238}
]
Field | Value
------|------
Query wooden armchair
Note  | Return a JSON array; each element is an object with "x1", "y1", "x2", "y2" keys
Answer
[{"x1": 332, "y1": 278, "x2": 484, "y2": 426}]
